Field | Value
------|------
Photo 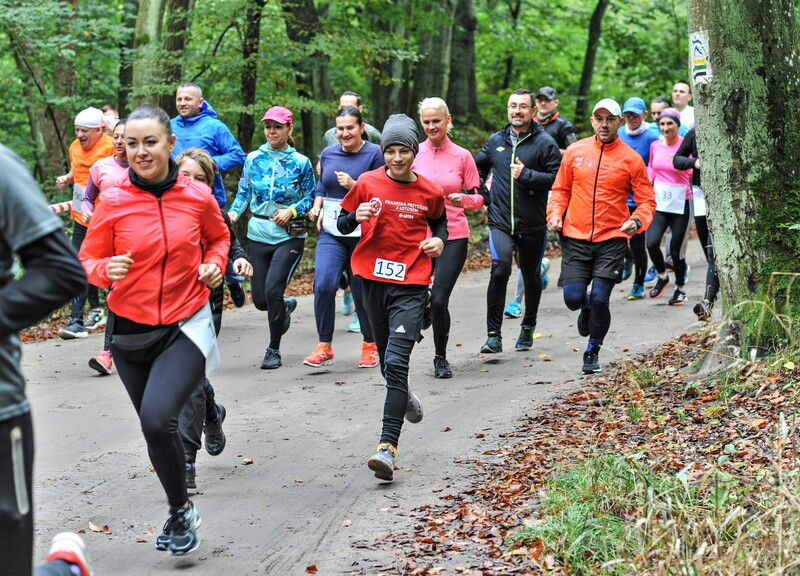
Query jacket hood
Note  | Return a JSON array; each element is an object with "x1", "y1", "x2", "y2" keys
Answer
[{"x1": 174, "y1": 101, "x2": 219, "y2": 127}]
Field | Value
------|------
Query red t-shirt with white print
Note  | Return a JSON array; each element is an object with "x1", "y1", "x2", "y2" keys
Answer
[{"x1": 341, "y1": 167, "x2": 446, "y2": 286}]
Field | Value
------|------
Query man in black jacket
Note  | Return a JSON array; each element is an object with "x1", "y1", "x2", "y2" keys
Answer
[{"x1": 474, "y1": 89, "x2": 562, "y2": 353}]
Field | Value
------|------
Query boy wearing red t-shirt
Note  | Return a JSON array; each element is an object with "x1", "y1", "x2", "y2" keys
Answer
[{"x1": 338, "y1": 114, "x2": 448, "y2": 482}]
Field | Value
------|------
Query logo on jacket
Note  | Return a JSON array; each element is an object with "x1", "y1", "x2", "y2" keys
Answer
[
  {"x1": 370, "y1": 197, "x2": 383, "y2": 216},
  {"x1": 496, "y1": 146, "x2": 505, "y2": 152}
]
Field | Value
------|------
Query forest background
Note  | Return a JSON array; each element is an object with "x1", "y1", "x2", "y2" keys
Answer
[{"x1": 2, "y1": 0, "x2": 710, "y2": 197}]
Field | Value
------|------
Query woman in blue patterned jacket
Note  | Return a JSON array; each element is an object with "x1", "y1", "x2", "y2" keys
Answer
[{"x1": 229, "y1": 106, "x2": 315, "y2": 369}]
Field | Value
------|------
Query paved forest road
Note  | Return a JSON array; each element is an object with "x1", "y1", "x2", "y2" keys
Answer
[{"x1": 27, "y1": 246, "x2": 708, "y2": 574}]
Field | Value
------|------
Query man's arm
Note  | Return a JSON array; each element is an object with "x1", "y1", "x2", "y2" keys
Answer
[
  {"x1": 0, "y1": 231, "x2": 86, "y2": 338},
  {"x1": 212, "y1": 124, "x2": 246, "y2": 172},
  {"x1": 672, "y1": 129, "x2": 697, "y2": 171},
  {"x1": 517, "y1": 138, "x2": 561, "y2": 191},
  {"x1": 474, "y1": 137, "x2": 495, "y2": 206}
]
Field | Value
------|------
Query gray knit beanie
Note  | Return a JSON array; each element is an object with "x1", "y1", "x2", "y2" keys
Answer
[{"x1": 381, "y1": 114, "x2": 419, "y2": 155}]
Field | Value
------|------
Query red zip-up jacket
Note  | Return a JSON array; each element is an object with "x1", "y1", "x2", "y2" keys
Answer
[
  {"x1": 548, "y1": 136, "x2": 655, "y2": 243},
  {"x1": 80, "y1": 173, "x2": 230, "y2": 326}
]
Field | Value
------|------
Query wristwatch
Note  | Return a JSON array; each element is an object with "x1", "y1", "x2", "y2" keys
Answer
[{"x1": 631, "y1": 217, "x2": 642, "y2": 230}]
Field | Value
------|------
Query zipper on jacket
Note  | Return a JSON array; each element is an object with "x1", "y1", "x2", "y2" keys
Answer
[
  {"x1": 157, "y1": 197, "x2": 169, "y2": 325},
  {"x1": 590, "y1": 143, "x2": 605, "y2": 241},
  {"x1": 510, "y1": 132, "x2": 531, "y2": 236}
]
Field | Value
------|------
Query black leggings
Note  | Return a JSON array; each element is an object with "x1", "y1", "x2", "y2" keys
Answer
[
  {"x1": 627, "y1": 206, "x2": 648, "y2": 285},
  {"x1": 646, "y1": 201, "x2": 693, "y2": 286},
  {"x1": 70, "y1": 222, "x2": 100, "y2": 322},
  {"x1": 431, "y1": 238, "x2": 468, "y2": 357},
  {"x1": 248, "y1": 237, "x2": 304, "y2": 350},
  {"x1": 112, "y1": 333, "x2": 205, "y2": 509},
  {"x1": 487, "y1": 228, "x2": 545, "y2": 332},
  {"x1": 362, "y1": 281, "x2": 427, "y2": 449}
]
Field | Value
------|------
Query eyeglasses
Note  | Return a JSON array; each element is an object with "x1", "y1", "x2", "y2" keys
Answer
[{"x1": 507, "y1": 104, "x2": 532, "y2": 111}]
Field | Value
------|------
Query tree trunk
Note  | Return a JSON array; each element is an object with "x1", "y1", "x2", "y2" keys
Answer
[
  {"x1": 279, "y1": 0, "x2": 333, "y2": 159},
  {"x1": 686, "y1": 0, "x2": 800, "y2": 308},
  {"x1": 238, "y1": 0, "x2": 267, "y2": 153},
  {"x1": 369, "y1": 16, "x2": 409, "y2": 130},
  {"x1": 156, "y1": 0, "x2": 195, "y2": 115},
  {"x1": 574, "y1": 0, "x2": 609, "y2": 135},
  {"x1": 500, "y1": 0, "x2": 521, "y2": 91},
  {"x1": 118, "y1": 0, "x2": 139, "y2": 115},
  {"x1": 132, "y1": 0, "x2": 166, "y2": 105},
  {"x1": 408, "y1": 0, "x2": 455, "y2": 116},
  {"x1": 447, "y1": 0, "x2": 480, "y2": 125}
]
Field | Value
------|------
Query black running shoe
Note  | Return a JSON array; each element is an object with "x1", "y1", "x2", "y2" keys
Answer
[
  {"x1": 167, "y1": 501, "x2": 201, "y2": 556},
  {"x1": 582, "y1": 350, "x2": 601, "y2": 374},
  {"x1": 668, "y1": 287, "x2": 687, "y2": 306},
  {"x1": 649, "y1": 276, "x2": 670, "y2": 299},
  {"x1": 515, "y1": 325, "x2": 534, "y2": 351},
  {"x1": 203, "y1": 403, "x2": 226, "y2": 456},
  {"x1": 433, "y1": 356, "x2": 452, "y2": 379},
  {"x1": 185, "y1": 463, "x2": 196, "y2": 491},
  {"x1": 480, "y1": 332, "x2": 502, "y2": 354},
  {"x1": 577, "y1": 304, "x2": 591, "y2": 337},
  {"x1": 282, "y1": 297, "x2": 297, "y2": 335},
  {"x1": 693, "y1": 300, "x2": 713, "y2": 322},
  {"x1": 261, "y1": 348, "x2": 282, "y2": 369}
]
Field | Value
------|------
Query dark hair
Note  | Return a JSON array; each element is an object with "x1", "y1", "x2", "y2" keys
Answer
[
  {"x1": 674, "y1": 80, "x2": 692, "y2": 94},
  {"x1": 336, "y1": 105, "x2": 363, "y2": 124},
  {"x1": 113, "y1": 118, "x2": 126, "y2": 131},
  {"x1": 127, "y1": 105, "x2": 173, "y2": 138},
  {"x1": 651, "y1": 96, "x2": 672, "y2": 107},
  {"x1": 177, "y1": 82, "x2": 203, "y2": 98},
  {"x1": 511, "y1": 88, "x2": 534, "y2": 107},
  {"x1": 101, "y1": 104, "x2": 118, "y2": 115},
  {"x1": 341, "y1": 90, "x2": 362, "y2": 107}
]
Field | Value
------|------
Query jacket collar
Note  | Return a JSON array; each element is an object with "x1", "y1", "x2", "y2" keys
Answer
[{"x1": 504, "y1": 121, "x2": 542, "y2": 143}]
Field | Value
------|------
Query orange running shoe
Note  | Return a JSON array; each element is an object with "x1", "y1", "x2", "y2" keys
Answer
[
  {"x1": 359, "y1": 341, "x2": 379, "y2": 368},
  {"x1": 303, "y1": 343, "x2": 334, "y2": 367}
]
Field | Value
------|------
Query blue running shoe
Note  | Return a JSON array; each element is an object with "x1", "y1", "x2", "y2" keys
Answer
[
  {"x1": 644, "y1": 265, "x2": 657, "y2": 284},
  {"x1": 341, "y1": 291, "x2": 354, "y2": 316},
  {"x1": 540, "y1": 257, "x2": 550, "y2": 290},
  {"x1": 504, "y1": 301, "x2": 522, "y2": 318}
]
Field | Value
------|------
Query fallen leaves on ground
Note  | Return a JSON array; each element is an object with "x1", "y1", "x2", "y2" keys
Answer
[{"x1": 354, "y1": 330, "x2": 799, "y2": 574}]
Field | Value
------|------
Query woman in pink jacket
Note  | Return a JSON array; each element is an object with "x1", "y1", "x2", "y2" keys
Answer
[{"x1": 413, "y1": 97, "x2": 483, "y2": 379}]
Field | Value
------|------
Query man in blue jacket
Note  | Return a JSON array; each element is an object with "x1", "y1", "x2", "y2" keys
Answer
[
  {"x1": 172, "y1": 82, "x2": 248, "y2": 306},
  {"x1": 171, "y1": 82, "x2": 246, "y2": 209},
  {"x1": 474, "y1": 89, "x2": 561, "y2": 354}
]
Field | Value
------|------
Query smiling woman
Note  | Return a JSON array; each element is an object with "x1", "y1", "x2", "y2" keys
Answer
[{"x1": 78, "y1": 104, "x2": 230, "y2": 557}]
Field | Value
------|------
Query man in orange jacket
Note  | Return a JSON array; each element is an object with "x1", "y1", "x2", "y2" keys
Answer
[{"x1": 547, "y1": 98, "x2": 656, "y2": 374}]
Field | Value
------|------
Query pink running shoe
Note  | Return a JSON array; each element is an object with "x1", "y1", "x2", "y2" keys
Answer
[{"x1": 88, "y1": 350, "x2": 113, "y2": 375}]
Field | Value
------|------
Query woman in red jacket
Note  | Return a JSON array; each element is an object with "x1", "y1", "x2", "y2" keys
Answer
[{"x1": 79, "y1": 105, "x2": 230, "y2": 557}]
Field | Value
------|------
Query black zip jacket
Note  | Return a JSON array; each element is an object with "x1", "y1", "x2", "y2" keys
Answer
[
  {"x1": 474, "y1": 122, "x2": 562, "y2": 234},
  {"x1": 673, "y1": 128, "x2": 701, "y2": 187}
]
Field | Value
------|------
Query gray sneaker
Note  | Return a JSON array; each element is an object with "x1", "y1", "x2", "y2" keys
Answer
[
  {"x1": 203, "y1": 403, "x2": 226, "y2": 456},
  {"x1": 515, "y1": 325, "x2": 534, "y2": 351},
  {"x1": 167, "y1": 501, "x2": 201, "y2": 556},
  {"x1": 368, "y1": 444, "x2": 396, "y2": 482},
  {"x1": 84, "y1": 308, "x2": 106, "y2": 330},
  {"x1": 260, "y1": 348, "x2": 281, "y2": 370},
  {"x1": 58, "y1": 320, "x2": 87, "y2": 340},
  {"x1": 405, "y1": 381, "x2": 423, "y2": 423}
]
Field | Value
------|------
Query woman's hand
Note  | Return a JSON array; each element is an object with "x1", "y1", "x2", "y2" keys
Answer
[
  {"x1": 198, "y1": 263, "x2": 223, "y2": 288},
  {"x1": 233, "y1": 258, "x2": 253, "y2": 278},
  {"x1": 334, "y1": 171, "x2": 355, "y2": 190},
  {"x1": 448, "y1": 193, "x2": 463, "y2": 207},
  {"x1": 228, "y1": 211, "x2": 239, "y2": 223},
  {"x1": 106, "y1": 253, "x2": 133, "y2": 282},
  {"x1": 308, "y1": 206, "x2": 321, "y2": 221},
  {"x1": 419, "y1": 237, "x2": 445, "y2": 258},
  {"x1": 272, "y1": 208, "x2": 293, "y2": 226}
]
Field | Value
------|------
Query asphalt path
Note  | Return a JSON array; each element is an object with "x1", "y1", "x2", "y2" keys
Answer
[{"x1": 26, "y1": 244, "x2": 708, "y2": 574}]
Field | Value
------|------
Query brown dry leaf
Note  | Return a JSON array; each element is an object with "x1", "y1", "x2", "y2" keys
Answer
[
  {"x1": 88, "y1": 522, "x2": 103, "y2": 533},
  {"x1": 341, "y1": 519, "x2": 352, "y2": 527},
  {"x1": 306, "y1": 565, "x2": 318, "y2": 574},
  {"x1": 243, "y1": 458, "x2": 254, "y2": 465},
  {"x1": 136, "y1": 538, "x2": 148, "y2": 543}
]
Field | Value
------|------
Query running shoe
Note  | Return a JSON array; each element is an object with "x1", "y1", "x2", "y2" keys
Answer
[
  {"x1": 668, "y1": 287, "x2": 687, "y2": 306},
  {"x1": 515, "y1": 325, "x2": 534, "y2": 351},
  {"x1": 433, "y1": 355, "x2": 452, "y2": 379},
  {"x1": 503, "y1": 301, "x2": 522, "y2": 318},
  {"x1": 693, "y1": 299, "x2": 713, "y2": 322},
  {"x1": 626, "y1": 284, "x2": 645, "y2": 300},
  {"x1": 368, "y1": 442, "x2": 396, "y2": 482},
  {"x1": 341, "y1": 291, "x2": 354, "y2": 316},
  {"x1": 405, "y1": 382, "x2": 423, "y2": 423},
  {"x1": 540, "y1": 257, "x2": 550, "y2": 290},
  {"x1": 228, "y1": 282, "x2": 246, "y2": 308},
  {"x1": 166, "y1": 501, "x2": 201, "y2": 556},
  {"x1": 282, "y1": 297, "x2": 297, "y2": 335},
  {"x1": 649, "y1": 276, "x2": 670, "y2": 299},
  {"x1": 359, "y1": 342, "x2": 379, "y2": 368},
  {"x1": 58, "y1": 320, "x2": 87, "y2": 340},
  {"x1": 577, "y1": 303, "x2": 591, "y2": 337},
  {"x1": 644, "y1": 265, "x2": 657, "y2": 284},
  {"x1": 260, "y1": 347, "x2": 281, "y2": 370},
  {"x1": 88, "y1": 349, "x2": 113, "y2": 375},
  {"x1": 303, "y1": 344, "x2": 335, "y2": 367},
  {"x1": 84, "y1": 308, "x2": 106, "y2": 331},
  {"x1": 203, "y1": 403, "x2": 226, "y2": 456},
  {"x1": 347, "y1": 314, "x2": 360, "y2": 333},
  {"x1": 185, "y1": 463, "x2": 197, "y2": 491},
  {"x1": 480, "y1": 332, "x2": 503, "y2": 354},
  {"x1": 46, "y1": 532, "x2": 91, "y2": 576},
  {"x1": 621, "y1": 256, "x2": 633, "y2": 281},
  {"x1": 582, "y1": 350, "x2": 601, "y2": 374}
]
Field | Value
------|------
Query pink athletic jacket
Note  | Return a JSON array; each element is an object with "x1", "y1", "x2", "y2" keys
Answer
[{"x1": 413, "y1": 137, "x2": 483, "y2": 241}]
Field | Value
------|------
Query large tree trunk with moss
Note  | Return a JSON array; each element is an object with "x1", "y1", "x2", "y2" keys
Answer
[
  {"x1": 446, "y1": 0, "x2": 480, "y2": 125},
  {"x1": 132, "y1": 0, "x2": 166, "y2": 104},
  {"x1": 408, "y1": 0, "x2": 455, "y2": 116},
  {"x1": 686, "y1": 0, "x2": 800, "y2": 302}
]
